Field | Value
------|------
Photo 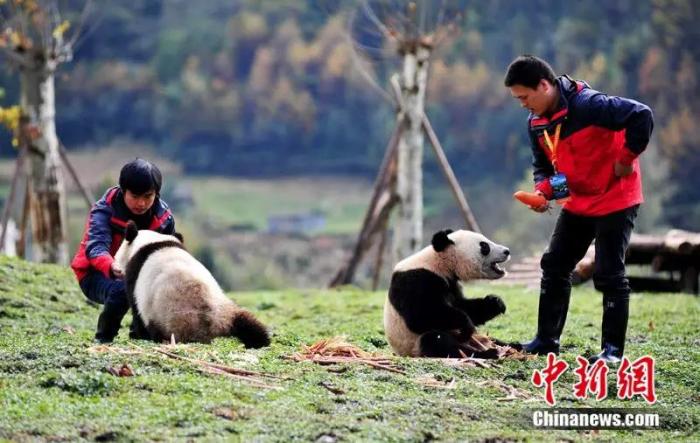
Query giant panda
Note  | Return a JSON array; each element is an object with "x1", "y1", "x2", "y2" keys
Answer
[
  {"x1": 114, "y1": 221, "x2": 270, "y2": 347},
  {"x1": 384, "y1": 229, "x2": 511, "y2": 358}
]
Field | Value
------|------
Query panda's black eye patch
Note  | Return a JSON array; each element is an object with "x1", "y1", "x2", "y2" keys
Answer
[{"x1": 480, "y1": 241, "x2": 490, "y2": 256}]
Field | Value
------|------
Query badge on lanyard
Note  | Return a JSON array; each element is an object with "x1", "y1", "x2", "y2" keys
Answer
[{"x1": 543, "y1": 124, "x2": 570, "y2": 201}]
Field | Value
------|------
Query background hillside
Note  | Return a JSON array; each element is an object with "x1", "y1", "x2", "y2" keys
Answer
[{"x1": 1, "y1": 0, "x2": 698, "y2": 288}]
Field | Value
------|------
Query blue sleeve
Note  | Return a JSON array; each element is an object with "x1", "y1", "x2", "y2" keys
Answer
[
  {"x1": 529, "y1": 125, "x2": 554, "y2": 184},
  {"x1": 85, "y1": 201, "x2": 114, "y2": 259},
  {"x1": 160, "y1": 214, "x2": 175, "y2": 235},
  {"x1": 576, "y1": 91, "x2": 654, "y2": 155}
]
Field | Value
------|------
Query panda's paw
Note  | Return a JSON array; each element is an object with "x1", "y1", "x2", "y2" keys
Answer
[{"x1": 484, "y1": 294, "x2": 506, "y2": 316}]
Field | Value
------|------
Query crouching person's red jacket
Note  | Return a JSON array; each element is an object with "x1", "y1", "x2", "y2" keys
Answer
[{"x1": 71, "y1": 186, "x2": 175, "y2": 281}]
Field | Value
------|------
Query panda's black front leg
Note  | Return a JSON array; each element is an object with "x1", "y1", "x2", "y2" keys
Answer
[{"x1": 454, "y1": 294, "x2": 506, "y2": 326}]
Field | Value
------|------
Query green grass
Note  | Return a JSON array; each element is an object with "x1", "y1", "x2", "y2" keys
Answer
[{"x1": 0, "y1": 255, "x2": 699, "y2": 441}]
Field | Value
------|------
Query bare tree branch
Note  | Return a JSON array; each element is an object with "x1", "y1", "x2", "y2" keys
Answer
[
  {"x1": 361, "y1": 0, "x2": 398, "y2": 42},
  {"x1": 68, "y1": 0, "x2": 95, "y2": 49},
  {"x1": 0, "y1": 47, "x2": 31, "y2": 69},
  {"x1": 347, "y1": 9, "x2": 395, "y2": 106}
]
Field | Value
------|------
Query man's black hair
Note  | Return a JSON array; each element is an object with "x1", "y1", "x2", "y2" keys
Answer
[
  {"x1": 119, "y1": 158, "x2": 162, "y2": 195},
  {"x1": 504, "y1": 55, "x2": 556, "y2": 89}
]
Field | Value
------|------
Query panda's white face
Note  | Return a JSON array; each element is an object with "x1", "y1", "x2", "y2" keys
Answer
[
  {"x1": 447, "y1": 230, "x2": 510, "y2": 280},
  {"x1": 114, "y1": 229, "x2": 180, "y2": 270}
]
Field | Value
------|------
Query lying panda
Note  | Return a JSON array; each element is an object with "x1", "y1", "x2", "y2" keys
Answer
[
  {"x1": 384, "y1": 229, "x2": 510, "y2": 358},
  {"x1": 114, "y1": 221, "x2": 270, "y2": 347}
]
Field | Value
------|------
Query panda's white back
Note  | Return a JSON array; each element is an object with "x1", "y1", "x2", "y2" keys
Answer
[{"x1": 134, "y1": 246, "x2": 235, "y2": 332}]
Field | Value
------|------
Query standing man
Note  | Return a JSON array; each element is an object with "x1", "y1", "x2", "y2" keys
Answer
[{"x1": 504, "y1": 55, "x2": 653, "y2": 363}]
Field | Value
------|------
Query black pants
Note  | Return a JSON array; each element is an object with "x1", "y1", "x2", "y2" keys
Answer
[
  {"x1": 538, "y1": 205, "x2": 639, "y2": 352},
  {"x1": 79, "y1": 271, "x2": 129, "y2": 342}
]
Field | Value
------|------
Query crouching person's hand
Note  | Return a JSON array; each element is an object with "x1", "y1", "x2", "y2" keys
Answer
[{"x1": 111, "y1": 262, "x2": 124, "y2": 279}]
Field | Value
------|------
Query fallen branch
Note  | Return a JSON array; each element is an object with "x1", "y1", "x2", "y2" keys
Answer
[
  {"x1": 88, "y1": 343, "x2": 282, "y2": 389},
  {"x1": 153, "y1": 347, "x2": 284, "y2": 388}
]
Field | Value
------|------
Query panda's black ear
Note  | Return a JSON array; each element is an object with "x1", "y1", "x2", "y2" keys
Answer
[
  {"x1": 125, "y1": 221, "x2": 138, "y2": 243},
  {"x1": 431, "y1": 229, "x2": 455, "y2": 252},
  {"x1": 173, "y1": 232, "x2": 184, "y2": 244}
]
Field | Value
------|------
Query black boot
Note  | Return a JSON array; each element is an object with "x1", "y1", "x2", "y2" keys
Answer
[
  {"x1": 521, "y1": 275, "x2": 571, "y2": 355},
  {"x1": 588, "y1": 294, "x2": 628, "y2": 364},
  {"x1": 94, "y1": 302, "x2": 129, "y2": 344}
]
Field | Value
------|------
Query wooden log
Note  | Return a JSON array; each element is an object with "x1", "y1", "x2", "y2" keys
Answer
[
  {"x1": 627, "y1": 276, "x2": 679, "y2": 293},
  {"x1": 651, "y1": 254, "x2": 696, "y2": 273},
  {"x1": 680, "y1": 266, "x2": 698, "y2": 294},
  {"x1": 664, "y1": 229, "x2": 700, "y2": 255}
]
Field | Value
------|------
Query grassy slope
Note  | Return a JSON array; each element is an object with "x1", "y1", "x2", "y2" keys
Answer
[{"x1": 0, "y1": 255, "x2": 699, "y2": 442}]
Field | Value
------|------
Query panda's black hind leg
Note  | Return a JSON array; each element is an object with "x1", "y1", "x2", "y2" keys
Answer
[
  {"x1": 128, "y1": 310, "x2": 150, "y2": 340},
  {"x1": 418, "y1": 331, "x2": 465, "y2": 358},
  {"x1": 419, "y1": 331, "x2": 501, "y2": 359}
]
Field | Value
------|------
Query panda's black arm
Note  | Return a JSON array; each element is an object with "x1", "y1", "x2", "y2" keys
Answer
[
  {"x1": 452, "y1": 295, "x2": 506, "y2": 326},
  {"x1": 389, "y1": 270, "x2": 476, "y2": 335}
]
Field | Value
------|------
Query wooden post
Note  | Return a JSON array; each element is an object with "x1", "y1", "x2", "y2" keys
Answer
[
  {"x1": 17, "y1": 181, "x2": 31, "y2": 259},
  {"x1": 0, "y1": 148, "x2": 26, "y2": 252},
  {"x1": 329, "y1": 122, "x2": 403, "y2": 287},
  {"x1": 371, "y1": 225, "x2": 389, "y2": 291},
  {"x1": 59, "y1": 141, "x2": 94, "y2": 208},
  {"x1": 422, "y1": 114, "x2": 481, "y2": 233}
]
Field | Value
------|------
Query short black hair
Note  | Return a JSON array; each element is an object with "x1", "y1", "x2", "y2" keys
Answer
[
  {"x1": 504, "y1": 55, "x2": 556, "y2": 89},
  {"x1": 119, "y1": 158, "x2": 162, "y2": 195}
]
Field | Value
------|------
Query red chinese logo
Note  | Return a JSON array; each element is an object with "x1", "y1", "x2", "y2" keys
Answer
[
  {"x1": 531, "y1": 352, "x2": 569, "y2": 406},
  {"x1": 531, "y1": 354, "x2": 657, "y2": 406},
  {"x1": 617, "y1": 355, "x2": 657, "y2": 404},
  {"x1": 573, "y1": 356, "x2": 609, "y2": 401}
]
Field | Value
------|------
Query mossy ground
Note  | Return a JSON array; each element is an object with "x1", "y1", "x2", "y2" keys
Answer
[{"x1": 0, "y1": 255, "x2": 698, "y2": 442}]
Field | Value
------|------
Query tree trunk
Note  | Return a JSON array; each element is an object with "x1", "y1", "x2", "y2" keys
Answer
[
  {"x1": 19, "y1": 61, "x2": 69, "y2": 264},
  {"x1": 393, "y1": 42, "x2": 430, "y2": 262}
]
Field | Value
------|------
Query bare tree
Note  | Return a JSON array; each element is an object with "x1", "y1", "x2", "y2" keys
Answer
[
  {"x1": 0, "y1": 0, "x2": 93, "y2": 264},
  {"x1": 331, "y1": 0, "x2": 480, "y2": 287}
]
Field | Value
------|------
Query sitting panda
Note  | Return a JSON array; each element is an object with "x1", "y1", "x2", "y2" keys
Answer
[
  {"x1": 114, "y1": 221, "x2": 270, "y2": 347},
  {"x1": 384, "y1": 229, "x2": 510, "y2": 358}
]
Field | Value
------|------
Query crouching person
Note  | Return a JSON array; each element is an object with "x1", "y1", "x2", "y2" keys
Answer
[{"x1": 70, "y1": 159, "x2": 176, "y2": 343}]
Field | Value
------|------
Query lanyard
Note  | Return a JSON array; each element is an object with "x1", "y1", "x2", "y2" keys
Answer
[{"x1": 543, "y1": 123, "x2": 561, "y2": 171}]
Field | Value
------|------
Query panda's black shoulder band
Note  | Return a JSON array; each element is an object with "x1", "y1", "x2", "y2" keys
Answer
[{"x1": 431, "y1": 229, "x2": 454, "y2": 252}]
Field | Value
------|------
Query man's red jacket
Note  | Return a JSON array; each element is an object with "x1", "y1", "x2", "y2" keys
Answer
[{"x1": 528, "y1": 75, "x2": 654, "y2": 216}]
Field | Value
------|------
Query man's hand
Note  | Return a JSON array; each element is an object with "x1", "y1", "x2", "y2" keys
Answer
[
  {"x1": 529, "y1": 191, "x2": 550, "y2": 213},
  {"x1": 111, "y1": 262, "x2": 124, "y2": 279},
  {"x1": 614, "y1": 161, "x2": 634, "y2": 177}
]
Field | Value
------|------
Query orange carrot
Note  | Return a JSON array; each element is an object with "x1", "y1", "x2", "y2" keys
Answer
[{"x1": 513, "y1": 191, "x2": 547, "y2": 208}]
